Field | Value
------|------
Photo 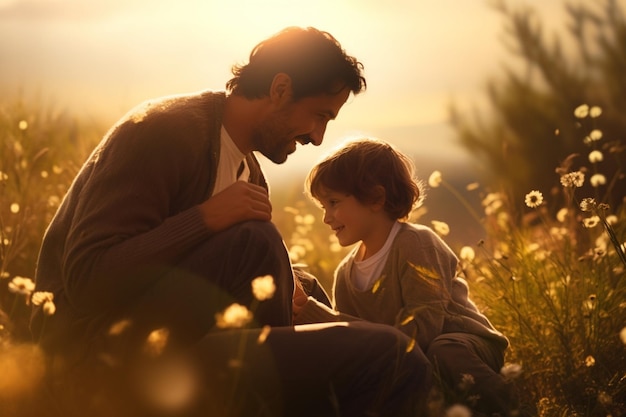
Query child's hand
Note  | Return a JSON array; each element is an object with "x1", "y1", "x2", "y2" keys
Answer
[{"x1": 292, "y1": 276, "x2": 309, "y2": 319}]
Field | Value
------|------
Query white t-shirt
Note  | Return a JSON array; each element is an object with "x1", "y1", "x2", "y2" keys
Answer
[
  {"x1": 212, "y1": 125, "x2": 250, "y2": 196},
  {"x1": 351, "y1": 221, "x2": 402, "y2": 291}
]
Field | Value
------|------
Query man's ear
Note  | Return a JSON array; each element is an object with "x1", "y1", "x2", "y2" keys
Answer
[{"x1": 269, "y1": 73, "x2": 293, "y2": 103}]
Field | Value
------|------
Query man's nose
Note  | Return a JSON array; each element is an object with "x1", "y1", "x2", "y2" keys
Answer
[{"x1": 310, "y1": 123, "x2": 327, "y2": 146}]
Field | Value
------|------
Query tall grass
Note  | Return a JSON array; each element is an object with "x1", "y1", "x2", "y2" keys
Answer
[{"x1": 0, "y1": 98, "x2": 624, "y2": 416}]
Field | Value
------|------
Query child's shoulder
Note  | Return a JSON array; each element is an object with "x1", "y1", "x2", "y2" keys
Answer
[
  {"x1": 395, "y1": 222, "x2": 451, "y2": 249},
  {"x1": 396, "y1": 222, "x2": 439, "y2": 240}
]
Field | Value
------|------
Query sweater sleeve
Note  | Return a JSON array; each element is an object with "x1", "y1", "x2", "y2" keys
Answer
[
  {"x1": 384, "y1": 226, "x2": 457, "y2": 351},
  {"x1": 61, "y1": 100, "x2": 218, "y2": 315}
]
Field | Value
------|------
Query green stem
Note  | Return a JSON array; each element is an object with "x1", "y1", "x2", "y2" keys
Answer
[{"x1": 441, "y1": 180, "x2": 485, "y2": 231}]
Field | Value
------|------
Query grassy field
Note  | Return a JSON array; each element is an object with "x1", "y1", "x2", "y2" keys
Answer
[{"x1": 1, "y1": 99, "x2": 625, "y2": 416}]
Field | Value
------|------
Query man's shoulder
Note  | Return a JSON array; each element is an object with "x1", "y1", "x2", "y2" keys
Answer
[{"x1": 124, "y1": 90, "x2": 226, "y2": 124}]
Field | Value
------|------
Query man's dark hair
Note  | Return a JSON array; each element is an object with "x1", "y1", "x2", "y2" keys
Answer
[{"x1": 226, "y1": 26, "x2": 366, "y2": 100}]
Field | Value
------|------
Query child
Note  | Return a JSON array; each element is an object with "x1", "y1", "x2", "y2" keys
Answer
[{"x1": 294, "y1": 138, "x2": 517, "y2": 416}]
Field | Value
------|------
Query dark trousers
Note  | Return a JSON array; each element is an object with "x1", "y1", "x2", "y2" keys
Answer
[
  {"x1": 426, "y1": 333, "x2": 518, "y2": 416},
  {"x1": 51, "y1": 221, "x2": 432, "y2": 417}
]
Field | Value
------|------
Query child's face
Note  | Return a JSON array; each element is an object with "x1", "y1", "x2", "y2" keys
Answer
[{"x1": 316, "y1": 187, "x2": 380, "y2": 247}]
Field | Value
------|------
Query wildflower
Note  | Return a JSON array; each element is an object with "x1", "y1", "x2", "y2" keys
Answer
[
  {"x1": 583, "y1": 294, "x2": 597, "y2": 313},
  {"x1": 431, "y1": 220, "x2": 450, "y2": 237},
  {"x1": 584, "y1": 355, "x2": 595, "y2": 367},
  {"x1": 144, "y1": 328, "x2": 170, "y2": 357},
  {"x1": 445, "y1": 404, "x2": 472, "y2": 417},
  {"x1": 10, "y1": 203, "x2": 20, "y2": 214},
  {"x1": 549, "y1": 226, "x2": 568, "y2": 239},
  {"x1": 588, "y1": 150, "x2": 603, "y2": 163},
  {"x1": 40, "y1": 170, "x2": 49, "y2": 178},
  {"x1": 589, "y1": 129, "x2": 603, "y2": 141},
  {"x1": 583, "y1": 216, "x2": 600, "y2": 228},
  {"x1": 215, "y1": 303, "x2": 253, "y2": 329},
  {"x1": 18, "y1": 120, "x2": 28, "y2": 130},
  {"x1": 288, "y1": 245, "x2": 306, "y2": 262},
  {"x1": 556, "y1": 208, "x2": 568, "y2": 222},
  {"x1": 524, "y1": 190, "x2": 543, "y2": 208},
  {"x1": 560, "y1": 171, "x2": 585, "y2": 188},
  {"x1": 500, "y1": 363, "x2": 523, "y2": 379},
  {"x1": 580, "y1": 198, "x2": 597, "y2": 212},
  {"x1": 251, "y1": 275, "x2": 276, "y2": 301},
  {"x1": 428, "y1": 170, "x2": 442, "y2": 188},
  {"x1": 459, "y1": 246, "x2": 475, "y2": 262},
  {"x1": 496, "y1": 212, "x2": 510, "y2": 229},
  {"x1": 526, "y1": 243, "x2": 540, "y2": 253},
  {"x1": 466, "y1": 182, "x2": 479, "y2": 191},
  {"x1": 573, "y1": 104, "x2": 589, "y2": 118},
  {"x1": 109, "y1": 319, "x2": 133, "y2": 336},
  {"x1": 606, "y1": 215, "x2": 618, "y2": 225},
  {"x1": 590, "y1": 173, "x2": 606, "y2": 187},
  {"x1": 31, "y1": 291, "x2": 53, "y2": 306},
  {"x1": 534, "y1": 249, "x2": 549, "y2": 261},
  {"x1": 8, "y1": 276, "x2": 35, "y2": 296},
  {"x1": 589, "y1": 106, "x2": 602, "y2": 118},
  {"x1": 31, "y1": 291, "x2": 56, "y2": 316},
  {"x1": 482, "y1": 192, "x2": 504, "y2": 215},
  {"x1": 45, "y1": 303, "x2": 57, "y2": 316},
  {"x1": 48, "y1": 195, "x2": 61, "y2": 207}
]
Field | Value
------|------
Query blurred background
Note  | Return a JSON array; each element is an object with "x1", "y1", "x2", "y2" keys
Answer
[
  {"x1": 0, "y1": 0, "x2": 569, "y2": 241},
  {"x1": 1, "y1": 0, "x2": 624, "y2": 247}
]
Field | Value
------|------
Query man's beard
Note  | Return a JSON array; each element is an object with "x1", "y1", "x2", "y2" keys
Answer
[{"x1": 252, "y1": 110, "x2": 298, "y2": 164}]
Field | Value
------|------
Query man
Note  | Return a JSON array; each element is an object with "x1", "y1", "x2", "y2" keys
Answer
[{"x1": 31, "y1": 27, "x2": 431, "y2": 417}]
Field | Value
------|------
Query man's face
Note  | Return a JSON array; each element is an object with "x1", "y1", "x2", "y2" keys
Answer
[{"x1": 252, "y1": 87, "x2": 351, "y2": 164}]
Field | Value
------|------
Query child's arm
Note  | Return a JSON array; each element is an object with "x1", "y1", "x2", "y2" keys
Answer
[
  {"x1": 396, "y1": 262, "x2": 449, "y2": 352},
  {"x1": 293, "y1": 272, "x2": 363, "y2": 324},
  {"x1": 393, "y1": 231, "x2": 458, "y2": 351}
]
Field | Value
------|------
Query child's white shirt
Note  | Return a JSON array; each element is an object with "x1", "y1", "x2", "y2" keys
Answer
[{"x1": 352, "y1": 221, "x2": 402, "y2": 291}]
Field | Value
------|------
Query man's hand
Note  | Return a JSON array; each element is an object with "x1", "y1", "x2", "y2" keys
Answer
[{"x1": 199, "y1": 181, "x2": 272, "y2": 232}]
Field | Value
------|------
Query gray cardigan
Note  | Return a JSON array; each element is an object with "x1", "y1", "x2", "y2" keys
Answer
[
  {"x1": 31, "y1": 90, "x2": 267, "y2": 353},
  {"x1": 295, "y1": 222, "x2": 508, "y2": 353}
]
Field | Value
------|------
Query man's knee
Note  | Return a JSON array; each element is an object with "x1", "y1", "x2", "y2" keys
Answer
[
  {"x1": 232, "y1": 220, "x2": 284, "y2": 250},
  {"x1": 426, "y1": 334, "x2": 470, "y2": 364}
]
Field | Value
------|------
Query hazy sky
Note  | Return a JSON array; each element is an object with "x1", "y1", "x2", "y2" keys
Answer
[{"x1": 0, "y1": 0, "x2": 568, "y2": 181}]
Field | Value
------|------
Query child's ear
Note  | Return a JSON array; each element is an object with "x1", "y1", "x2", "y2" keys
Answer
[{"x1": 371, "y1": 186, "x2": 386, "y2": 211}]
